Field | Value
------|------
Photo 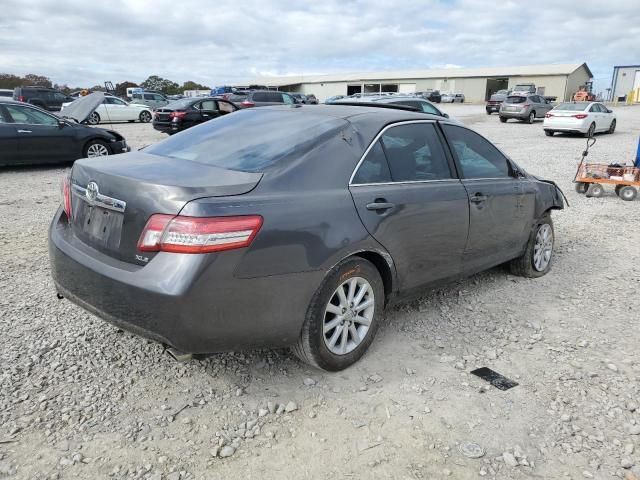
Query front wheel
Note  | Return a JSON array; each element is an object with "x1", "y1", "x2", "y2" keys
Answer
[
  {"x1": 292, "y1": 257, "x2": 384, "y2": 371},
  {"x1": 586, "y1": 183, "x2": 604, "y2": 198},
  {"x1": 139, "y1": 111, "x2": 152, "y2": 123},
  {"x1": 575, "y1": 182, "x2": 588, "y2": 194},
  {"x1": 499, "y1": 116, "x2": 507, "y2": 123},
  {"x1": 510, "y1": 215, "x2": 554, "y2": 278},
  {"x1": 83, "y1": 139, "x2": 110, "y2": 158},
  {"x1": 618, "y1": 186, "x2": 637, "y2": 201},
  {"x1": 608, "y1": 119, "x2": 616, "y2": 134},
  {"x1": 87, "y1": 112, "x2": 100, "y2": 125}
]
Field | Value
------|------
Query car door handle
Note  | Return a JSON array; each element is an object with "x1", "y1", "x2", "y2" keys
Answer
[
  {"x1": 17, "y1": 129, "x2": 32, "y2": 133},
  {"x1": 470, "y1": 194, "x2": 487, "y2": 203},
  {"x1": 366, "y1": 201, "x2": 395, "y2": 211}
]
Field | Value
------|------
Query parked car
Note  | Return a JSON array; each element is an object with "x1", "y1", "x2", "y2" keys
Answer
[
  {"x1": 338, "y1": 95, "x2": 450, "y2": 119},
  {"x1": 130, "y1": 92, "x2": 170, "y2": 109},
  {"x1": 543, "y1": 102, "x2": 616, "y2": 137},
  {"x1": 0, "y1": 95, "x2": 129, "y2": 166},
  {"x1": 62, "y1": 95, "x2": 152, "y2": 125},
  {"x1": 511, "y1": 83, "x2": 537, "y2": 95},
  {"x1": 441, "y1": 93, "x2": 465, "y2": 103},
  {"x1": 153, "y1": 97, "x2": 238, "y2": 134},
  {"x1": 290, "y1": 93, "x2": 307, "y2": 104},
  {"x1": 0, "y1": 89, "x2": 14, "y2": 98},
  {"x1": 324, "y1": 95, "x2": 345, "y2": 104},
  {"x1": 499, "y1": 95, "x2": 553, "y2": 124},
  {"x1": 486, "y1": 89, "x2": 510, "y2": 114},
  {"x1": 13, "y1": 86, "x2": 73, "y2": 111},
  {"x1": 415, "y1": 90, "x2": 441, "y2": 103},
  {"x1": 49, "y1": 104, "x2": 564, "y2": 371},
  {"x1": 227, "y1": 90, "x2": 296, "y2": 108},
  {"x1": 305, "y1": 94, "x2": 319, "y2": 104}
]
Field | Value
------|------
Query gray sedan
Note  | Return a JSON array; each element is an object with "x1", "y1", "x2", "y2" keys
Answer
[
  {"x1": 499, "y1": 94, "x2": 553, "y2": 123},
  {"x1": 49, "y1": 105, "x2": 564, "y2": 371}
]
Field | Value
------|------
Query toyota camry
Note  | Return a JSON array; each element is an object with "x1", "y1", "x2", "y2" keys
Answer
[{"x1": 49, "y1": 104, "x2": 564, "y2": 371}]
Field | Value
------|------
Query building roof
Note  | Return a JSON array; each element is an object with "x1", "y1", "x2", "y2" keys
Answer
[{"x1": 245, "y1": 63, "x2": 592, "y2": 87}]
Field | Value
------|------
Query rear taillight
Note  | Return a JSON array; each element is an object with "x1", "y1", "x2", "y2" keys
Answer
[
  {"x1": 545, "y1": 113, "x2": 554, "y2": 118},
  {"x1": 573, "y1": 114, "x2": 588, "y2": 119},
  {"x1": 137, "y1": 214, "x2": 263, "y2": 254},
  {"x1": 522, "y1": 104, "x2": 530, "y2": 107},
  {"x1": 169, "y1": 111, "x2": 187, "y2": 119},
  {"x1": 17, "y1": 96, "x2": 26, "y2": 102},
  {"x1": 61, "y1": 176, "x2": 72, "y2": 219},
  {"x1": 240, "y1": 100, "x2": 255, "y2": 107}
]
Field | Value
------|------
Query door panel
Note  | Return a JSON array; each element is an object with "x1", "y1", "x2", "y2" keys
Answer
[
  {"x1": 0, "y1": 123, "x2": 19, "y2": 165},
  {"x1": 351, "y1": 182, "x2": 469, "y2": 289}
]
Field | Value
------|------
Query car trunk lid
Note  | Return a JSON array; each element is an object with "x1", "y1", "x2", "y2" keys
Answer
[{"x1": 69, "y1": 151, "x2": 262, "y2": 264}]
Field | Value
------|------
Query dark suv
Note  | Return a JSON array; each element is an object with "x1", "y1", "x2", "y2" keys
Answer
[
  {"x1": 227, "y1": 90, "x2": 296, "y2": 108},
  {"x1": 416, "y1": 90, "x2": 442, "y2": 103},
  {"x1": 13, "y1": 86, "x2": 73, "y2": 111}
]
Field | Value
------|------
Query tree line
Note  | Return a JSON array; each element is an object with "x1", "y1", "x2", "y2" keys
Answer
[{"x1": 0, "y1": 73, "x2": 211, "y2": 96}]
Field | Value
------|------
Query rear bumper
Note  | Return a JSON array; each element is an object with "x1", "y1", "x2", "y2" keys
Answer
[
  {"x1": 499, "y1": 110, "x2": 529, "y2": 119},
  {"x1": 49, "y1": 208, "x2": 321, "y2": 353},
  {"x1": 152, "y1": 120, "x2": 178, "y2": 134},
  {"x1": 543, "y1": 119, "x2": 588, "y2": 133},
  {"x1": 112, "y1": 140, "x2": 130, "y2": 153},
  {"x1": 486, "y1": 104, "x2": 500, "y2": 112}
]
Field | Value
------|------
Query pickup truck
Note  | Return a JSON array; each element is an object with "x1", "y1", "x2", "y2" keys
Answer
[{"x1": 511, "y1": 83, "x2": 557, "y2": 102}]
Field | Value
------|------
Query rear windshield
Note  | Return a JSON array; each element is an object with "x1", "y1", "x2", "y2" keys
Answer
[
  {"x1": 505, "y1": 96, "x2": 527, "y2": 104},
  {"x1": 554, "y1": 102, "x2": 588, "y2": 111},
  {"x1": 165, "y1": 98, "x2": 195, "y2": 109},
  {"x1": 146, "y1": 108, "x2": 345, "y2": 172}
]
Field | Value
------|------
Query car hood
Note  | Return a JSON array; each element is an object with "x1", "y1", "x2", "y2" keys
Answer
[{"x1": 59, "y1": 92, "x2": 104, "y2": 123}]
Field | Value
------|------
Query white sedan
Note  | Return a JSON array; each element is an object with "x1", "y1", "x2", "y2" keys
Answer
[
  {"x1": 543, "y1": 102, "x2": 616, "y2": 137},
  {"x1": 62, "y1": 95, "x2": 152, "y2": 125},
  {"x1": 441, "y1": 93, "x2": 465, "y2": 103}
]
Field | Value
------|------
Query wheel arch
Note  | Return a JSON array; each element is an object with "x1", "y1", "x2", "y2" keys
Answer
[
  {"x1": 350, "y1": 250, "x2": 395, "y2": 303},
  {"x1": 82, "y1": 136, "x2": 112, "y2": 155}
]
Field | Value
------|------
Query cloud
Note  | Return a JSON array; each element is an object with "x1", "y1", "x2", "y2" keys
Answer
[{"x1": 0, "y1": 0, "x2": 637, "y2": 93}]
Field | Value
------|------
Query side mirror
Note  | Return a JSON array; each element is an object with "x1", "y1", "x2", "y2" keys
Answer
[
  {"x1": 57, "y1": 119, "x2": 66, "y2": 128},
  {"x1": 443, "y1": 113, "x2": 450, "y2": 119}
]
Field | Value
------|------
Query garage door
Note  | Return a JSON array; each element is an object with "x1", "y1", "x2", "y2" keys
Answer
[{"x1": 398, "y1": 84, "x2": 416, "y2": 94}]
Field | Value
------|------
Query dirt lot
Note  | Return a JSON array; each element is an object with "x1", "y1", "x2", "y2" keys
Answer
[{"x1": 1, "y1": 104, "x2": 639, "y2": 480}]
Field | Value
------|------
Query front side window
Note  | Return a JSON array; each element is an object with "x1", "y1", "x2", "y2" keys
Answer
[
  {"x1": 200, "y1": 100, "x2": 216, "y2": 111},
  {"x1": 380, "y1": 123, "x2": 451, "y2": 182},
  {"x1": 442, "y1": 124, "x2": 511, "y2": 179},
  {"x1": 252, "y1": 92, "x2": 269, "y2": 102},
  {"x1": 5, "y1": 104, "x2": 58, "y2": 125},
  {"x1": 154, "y1": 94, "x2": 165, "y2": 101},
  {"x1": 352, "y1": 141, "x2": 392, "y2": 184},
  {"x1": 144, "y1": 94, "x2": 154, "y2": 100},
  {"x1": 282, "y1": 94, "x2": 294, "y2": 104}
]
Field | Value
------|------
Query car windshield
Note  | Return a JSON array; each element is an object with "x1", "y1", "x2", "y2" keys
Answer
[
  {"x1": 505, "y1": 96, "x2": 527, "y2": 104},
  {"x1": 496, "y1": 90, "x2": 509, "y2": 95},
  {"x1": 553, "y1": 103, "x2": 588, "y2": 111},
  {"x1": 146, "y1": 109, "x2": 346, "y2": 172},
  {"x1": 166, "y1": 98, "x2": 196, "y2": 109},
  {"x1": 513, "y1": 85, "x2": 531, "y2": 92}
]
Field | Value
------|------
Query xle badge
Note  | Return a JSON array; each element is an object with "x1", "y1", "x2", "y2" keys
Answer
[{"x1": 135, "y1": 254, "x2": 149, "y2": 263}]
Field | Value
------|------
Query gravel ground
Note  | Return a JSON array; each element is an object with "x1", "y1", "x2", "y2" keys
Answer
[{"x1": 1, "y1": 104, "x2": 639, "y2": 480}]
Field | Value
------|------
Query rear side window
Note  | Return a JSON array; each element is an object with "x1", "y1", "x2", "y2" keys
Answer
[
  {"x1": 252, "y1": 92, "x2": 269, "y2": 102},
  {"x1": 380, "y1": 123, "x2": 451, "y2": 181},
  {"x1": 144, "y1": 94, "x2": 154, "y2": 100},
  {"x1": 352, "y1": 141, "x2": 392, "y2": 184},
  {"x1": 146, "y1": 109, "x2": 345, "y2": 172},
  {"x1": 0, "y1": 108, "x2": 6, "y2": 123},
  {"x1": 442, "y1": 124, "x2": 511, "y2": 179}
]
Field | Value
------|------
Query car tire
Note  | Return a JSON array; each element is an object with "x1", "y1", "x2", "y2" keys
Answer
[
  {"x1": 87, "y1": 112, "x2": 100, "y2": 125},
  {"x1": 139, "y1": 111, "x2": 152, "y2": 123},
  {"x1": 499, "y1": 116, "x2": 507, "y2": 123},
  {"x1": 585, "y1": 183, "x2": 604, "y2": 198},
  {"x1": 292, "y1": 257, "x2": 384, "y2": 371},
  {"x1": 618, "y1": 186, "x2": 637, "y2": 201},
  {"x1": 486, "y1": 110, "x2": 492, "y2": 115},
  {"x1": 83, "y1": 139, "x2": 111, "y2": 158},
  {"x1": 575, "y1": 182, "x2": 588, "y2": 194},
  {"x1": 527, "y1": 111, "x2": 536, "y2": 124},
  {"x1": 608, "y1": 119, "x2": 616, "y2": 134},
  {"x1": 584, "y1": 122, "x2": 595, "y2": 138},
  {"x1": 509, "y1": 214, "x2": 554, "y2": 278},
  {"x1": 544, "y1": 130, "x2": 554, "y2": 136}
]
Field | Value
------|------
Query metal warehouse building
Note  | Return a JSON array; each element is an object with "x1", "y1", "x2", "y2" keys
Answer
[
  {"x1": 247, "y1": 63, "x2": 592, "y2": 103},
  {"x1": 610, "y1": 65, "x2": 640, "y2": 101}
]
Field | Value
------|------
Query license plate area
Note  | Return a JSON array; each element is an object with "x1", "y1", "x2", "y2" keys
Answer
[{"x1": 75, "y1": 200, "x2": 124, "y2": 249}]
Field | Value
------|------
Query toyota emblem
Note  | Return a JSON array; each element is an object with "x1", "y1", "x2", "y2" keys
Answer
[{"x1": 86, "y1": 181, "x2": 99, "y2": 202}]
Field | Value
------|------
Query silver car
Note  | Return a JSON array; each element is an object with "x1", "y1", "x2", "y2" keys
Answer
[
  {"x1": 130, "y1": 92, "x2": 170, "y2": 109},
  {"x1": 499, "y1": 95, "x2": 553, "y2": 124}
]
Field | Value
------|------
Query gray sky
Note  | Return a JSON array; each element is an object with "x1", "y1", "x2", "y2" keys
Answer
[{"x1": 1, "y1": 0, "x2": 638, "y2": 93}]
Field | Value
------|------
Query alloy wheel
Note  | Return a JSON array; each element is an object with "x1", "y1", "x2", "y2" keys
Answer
[
  {"x1": 323, "y1": 277, "x2": 374, "y2": 355},
  {"x1": 86, "y1": 143, "x2": 109, "y2": 157},
  {"x1": 88, "y1": 112, "x2": 99, "y2": 125},
  {"x1": 140, "y1": 111, "x2": 151, "y2": 123},
  {"x1": 533, "y1": 224, "x2": 553, "y2": 272}
]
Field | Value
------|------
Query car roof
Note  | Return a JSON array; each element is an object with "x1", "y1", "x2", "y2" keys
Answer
[{"x1": 371, "y1": 96, "x2": 432, "y2": 103}]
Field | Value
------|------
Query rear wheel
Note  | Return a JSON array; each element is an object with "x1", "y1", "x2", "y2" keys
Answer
[
  {"x1": 585, "y1": 183, "x2": 604, "y2": 198},
  {"x1": 499, "y1": 116, "x2": 507, "y2": 123},
  {"x1": 608, "y1": 119, "x2": 616, "y2": 134},
  {"x1": 618, "y1": 186, "x2": 637, "y2": 201},
  {"x1": 510, "y1": 214, "x2": 554, "y2": 278},
  {"x1": 83, "y1": 139, "x2": 110, "y2": 158},
  {"x1": 584, "y1": 122, "x2": 595, "y2": 138},
  {"x1": 545, "y1": 130, "x2": 554, "y2": 136},
  {"x1": 527, "y1": 111, "x2": 536, "y2": 124},
  {"x1": 87, "y1": 112, "x2": 100, "y2": 125},
  {"x1": 486, "y1": 110, "x2": 492, "y2": 115},
  {"x1": 292, "y1": 257, "x2": 384, "y2": 371},
  {"x1": 139, "y1": 111, "x2": 152, "y2": 123}
]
